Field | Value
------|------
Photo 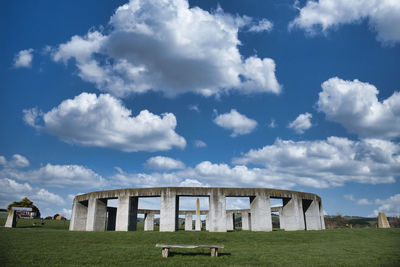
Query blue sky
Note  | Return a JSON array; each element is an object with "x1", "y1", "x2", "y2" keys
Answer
[{"x1": 1, "y1": 0, "x2": 399, "y2": 218}]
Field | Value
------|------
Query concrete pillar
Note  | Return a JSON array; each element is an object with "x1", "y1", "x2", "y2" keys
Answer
[
  {"x1": 107, "y1": 207, "x2": 117, "y2": 231},
  {"x1": 69, "y1": 200, "x2": 88, "y2": 231},
  {"x1": 319, "y1": 201, "x2": 326, "y2": 230},
  {"x1": 241, "y1": 212, "x2": 251, "y2": 230},
  {"x1": 86, "y1": 198, "x2": 107, "y2": 231},
  {"x1": 226, "y1": 212, "x2": 234, "y2": 231},
  {"x1": 195, "y1": 198, "x2": 201, "y2": 231},
  {"x1": 378, "y1": 212, "x2": 390, "y2": 228},
  {"x1": 303, "y1": 199, "x2": 322, "y2": 230},
  {"x1": 209, "y1": 189, "x2": 226, "y2": 232},
  {"x1": 160, "y1": 189, "x2": 179, "y2": 232},
  {"x1": 205, "y1": 213, "x2": 209, "y2": 231},
  {"x1": 5, "y1": 210, "x2": 17, "y2": 228},
  {"x1": 250, "y1": 193, "x2": 272, "y2": 231},
  {"x1": 144, "y1": 213, "x2": 155, "y2": 231},
  {"x1": 115, "y1": 195, "x2": 138, "y2": 231},
  {"x1": 281, "y1": 195, "x2": 305, "y2": 231},
  {"x1": 185, "y1": 212, "x2": 193, "y2": 231}
]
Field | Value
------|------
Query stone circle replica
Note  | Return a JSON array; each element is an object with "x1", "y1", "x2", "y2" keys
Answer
[{"x1": 70, "y1": 187, "x2": 325, "y2": 232}]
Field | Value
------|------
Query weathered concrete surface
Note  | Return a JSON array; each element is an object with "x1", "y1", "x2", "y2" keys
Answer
[
  {"x1": 86, "y1": 198, "x2": 107, "y2": 231},
  {"x1": 5, "y1": 210, "x2": 17, "y2": 228},
  {"x1": 70, "y1": 200, "x2": 88, "y2": 231},
  {"x1": 241, "y1": 212, "x2": 251, "y2": 230},
  {"x1": 281, "y1": 195, "x2": 305, "y2": 231},
  {"x1": 115, "y1": 196, "x2": 138, "y2": 231},
  {"x1": 185, "y1": 212, "x2": 193, "y2": 231},
  {"x1": 303, "y1": 199, "x2": 322, "y2": 230},
  {"x1": 378, "y1": 212, "x2": 390, "y2": 228},
  {"x1": 209, "y1": 189, "x2": 226, "y2": 232},
  {"x1": 70, "y1": 187, "x2": 323, "y2": 232},
  {"x1": 144, "y1": 212, "x2": 155, "y2": 231},
  {"x1": 226, "y1": 212, "x2": 234, "y2": 231},
  {"x1": 195, "y1": 198, "x2": 201, "y2": 231},
  {"x1": 107, "y1": 207, "x2": 117, "y2": 231},
  {"x1": 250, "y1": 193, "x2": 272, "y2": 231},
  {"x1": 319, "y1": 201, "x2": 326, "y2": 230},
  {"x1": 160, "y1": 188, "x2": 179, "y2": 232}
]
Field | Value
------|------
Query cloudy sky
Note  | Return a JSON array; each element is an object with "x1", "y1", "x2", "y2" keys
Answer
[{"x1": 1, "y1": 0, "x2": 399, "y2": 219}]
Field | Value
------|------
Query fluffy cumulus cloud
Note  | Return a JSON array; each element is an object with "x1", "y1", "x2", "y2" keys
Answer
[
  {"x1": 248, "y1": 18, "x2": 273, "y2": 32},
  {"x1": 23, "y1": 93, "x2": 186, "y2": 152},
  {"x1": 1, "y1": 163, "x2": 106, "y2": 189},
  {"x1": 13, "y1": 48, "x2": 34, "y2": 68},
  {"x1": 290, "y1": 0, "x2": 400, "y2": 45},
  {"x1": 144, "y1": 156, "x2": 185, "y2": 170},
  {"x1": 317, "y1": 77, "x2": 400, "y2": 139},
  {"x1": 288, "y1": 112, "x2": 312, "y2": 134},
  {"x1": 0, "y1": 154, "x2": 30, "y2": 168},
  {"x1": 194, "y1": 140, "x2": 207, "y2": 148},
  {"x1": 51, "y1": 0, "x2": 281, "y2": 97},
  {"x1": 214, "y1": 109, "x2": 257, "y2": 137},
  {"x1": 233, "y1": 137, "x2": 400, "y2": 187}
]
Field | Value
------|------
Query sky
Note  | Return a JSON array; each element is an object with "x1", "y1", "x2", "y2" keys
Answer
[{"x1": 1, "y1": 0, "x2": 399, "y2": 219}]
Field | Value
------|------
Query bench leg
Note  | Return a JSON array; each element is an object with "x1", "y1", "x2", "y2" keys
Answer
[
  {"x1": 162, "y1": 248, "x2": 169, "y2": 258},
  {"x1": 211, "y1": 248, "x2": 218, "y2": 257}
]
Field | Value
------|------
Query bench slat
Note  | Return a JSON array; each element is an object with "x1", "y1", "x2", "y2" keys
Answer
[{"x1": 156, "y1": 244, "x2": 224, "y2": 249}]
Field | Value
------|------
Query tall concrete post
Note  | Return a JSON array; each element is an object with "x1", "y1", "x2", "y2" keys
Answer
[
  {"x1": 303, "y1": 199, "x2": 322, "y2": 230},
  {"x1": 86, "y1": 197, "x2": 107, "y2": 231},
  {"x1": 160, "y1": 188, "x2": 179, "y2": 232},
  {"x1": 205, "y1": 213, "x2": 209, "y2": 231},
  {"x1": 70, "y1": 200, "x2": 88, "y2": 231},
  {"x1": 209, "y1": 189, "x2": 226, "y2": 232},
  {"x1": 226, "y1": 212, "x2": 234, "y2": 231},
  {"x1": 281, "y1": 195, "x2": 305, "y2": 231},
  {"x1": 115, "y1": 195, "x2": 138, "y2": 231},
  {"x1": 250, "y1": 193, "x2": 272, "y2": 231},
  {"x1": 195, "y1": 198, "x2": 201, "y2": 231},
  {"x1": 5, "y1": 210, "x2": 17, "y2": 228},
  {"x1": 144, "y1": 213, "x2": 155, "y2": 231},
  {"x1": 185, "y1": 212, "x2": 193, "y2": 231},
  {"x1": 241, "y1": 212, "x2": 251, "y2": 230},
  {"x1": 107, "y1": 207, "x2": 117, "y2": 231},
  {"x1": 319, "y1": 201, "x2": 326, "y2": 229}
]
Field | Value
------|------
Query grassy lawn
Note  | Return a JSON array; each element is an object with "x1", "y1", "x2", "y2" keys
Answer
[{"x1": 0, "y1": 219, "x2": 399, "y2": 266}]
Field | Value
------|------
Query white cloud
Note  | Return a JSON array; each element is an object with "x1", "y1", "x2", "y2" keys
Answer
[
  {"x1": 357, "y1": 198, "x2": 373, "y2": 205},
  {"x1": 268, "y1": 119, "x2": 277, "y2": 128},
  {"x1": 61, "y1": 208, "x2": 72, "y2": 219},
  {"x1": 0, "y1": 154, "x2": 30, "y2": 168},
  {"x1": 1, "y1": 163, "x2": 106, "y2": 189},
  {"x1": 32, "y1": 189, "x2": 65, "y2": 206},
  {"x1": 24, "y1": 92, "x2": 186, "y2": 152},
  {"x1": 344, "y1": 194, "x2": 355, "y2": 201},
  {"x1": 144, "y1": 156, "x2": 185, "y2": 170},
  {"x1": 374, "y1": 194, "x2": 400, "y2": 217},
  {"x1": 288, "y1": 112, "x2": 312, "y2": 134},
  {"x1": 51, "y1": 0, "x2": 281, "y2": 97},
  {"x1": 214, "y1": 109, "x2": 257, "y2": 137},
  {"x1": 233, "y1": 137, "x2": 400, "y2": 187},
  {"x1": 188, "y1": 105, "x2": 200, "y2": 112},
  {"x1": 290, "y1": 0, "x2": 400, "y2": 45},
  {"x1": 13, "y1": 49, "x2": 34, "y2": 68},
  {"x1": 248, "y1": 18, "x2": 273, "y2": 32},
  {"x1": 194, "y1": 140, "x2": 207, "y2": 148},
  {"x1": 317, "y1": 77, "x2": 400, "y2": 139}
]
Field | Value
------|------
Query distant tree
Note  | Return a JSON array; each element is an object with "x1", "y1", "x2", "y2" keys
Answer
[{"x1": 7, "y1": 197, "x2": 41, "y2": 218}]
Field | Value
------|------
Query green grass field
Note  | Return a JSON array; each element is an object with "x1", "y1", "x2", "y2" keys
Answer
[{"x1": 1, "y1": 218, "x2": 399, "y2": 266}]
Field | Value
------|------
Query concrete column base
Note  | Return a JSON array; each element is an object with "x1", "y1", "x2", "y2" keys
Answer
[
  {"x1": 144, "y1": 213, "x2": 155, "y2": 231},
  {"x1": 160, "y1": 189, "x2": 179, "y2": 232},
  {"x1": 281, "y1": 195, "x2": 305, "y2": 231},
  {"x1": 209, "y1": 189, "x2": 226, "y2": 232},
  {"x1": 116, "y1": 196, "x2": 138, "y2": 231},
  {"x1": 241, "y1": 212, "x2": 251, "y2": 230},
  {"x1": 5, "y1": 210, "x2": 17, "y2": 228},
  {"x1": 250, "y1": 193, "x2": 272, "y2": 231}
]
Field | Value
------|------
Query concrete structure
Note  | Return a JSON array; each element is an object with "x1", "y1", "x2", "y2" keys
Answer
[
  {"x1": 5, "y1": 210, "x2": 17, "y2": 228},
  {"x1": 70, "y1": 187, "x2": 325, "y2": 232},
  {"x1": 377, "y1": 212, "x2": 390, "y2": 228},
  {"x1": 195, "y1": 198, "x2": 201, "y2": 231}
]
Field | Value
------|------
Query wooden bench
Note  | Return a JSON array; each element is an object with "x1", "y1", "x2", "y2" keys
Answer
[{"x1": 155, "y1": 244, "x2": 224, "y2": 258}]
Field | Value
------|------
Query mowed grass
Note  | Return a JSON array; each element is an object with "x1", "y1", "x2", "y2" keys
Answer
[{"x1": 0, "y1": 219, "x2": 399, "y2": 266}]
